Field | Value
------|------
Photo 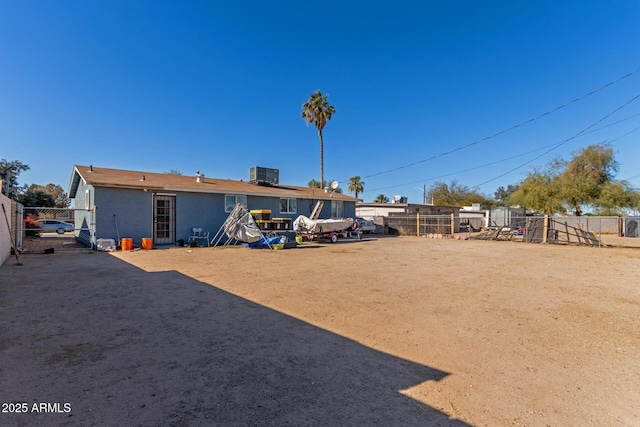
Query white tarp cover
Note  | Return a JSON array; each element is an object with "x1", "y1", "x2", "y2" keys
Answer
[
  {"x1": 223, "y1": 206, "x2": 263, "y2": 243},
  {"x1": 293, "y1": 215, "x2": 354, "y2": 234}
]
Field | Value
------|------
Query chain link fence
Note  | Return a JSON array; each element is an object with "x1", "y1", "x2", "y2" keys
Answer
[
  {"x1": 21, "y1": 207, "x2": 92, "y2": 252},
  {"x1": 386, "y1": 212, "x2": 639, "y2": 243},
  {"x1": 387, "y1": 213, "x2": 456, "y2": 236}
]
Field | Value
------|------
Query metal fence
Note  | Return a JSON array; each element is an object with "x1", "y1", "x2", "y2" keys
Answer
[
  {"x1": 482, "y1": 215, "x2": 640, "y2": 238},
  {"x1": 21, "y1": 207, "x2": 93, "y2": 252},
  {"x1": 386, "y1": 212, "x2": 640, "y2": 241},
  {"x1": 388, "y1": 213, "x2": 455, "y2": 236}
]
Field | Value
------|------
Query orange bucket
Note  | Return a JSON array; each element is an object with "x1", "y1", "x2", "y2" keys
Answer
[
  {"x1": 121, "y1": 238, "x2": 133, "y2": 251},
  {"x1": 141, "y1": 238, "x2": 153, "y2": 250}
]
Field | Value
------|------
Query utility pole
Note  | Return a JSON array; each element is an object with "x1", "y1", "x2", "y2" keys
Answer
[{"x1": 1, "y1": 171, "x2": 10, "y2": 196}]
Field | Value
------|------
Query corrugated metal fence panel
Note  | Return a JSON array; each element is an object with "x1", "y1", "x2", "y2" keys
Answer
[
  {"x1": 624, "y1": 217, "x2": 639, "y2": 237},
  {"x1": 553, "y1": 216, "x2": 620, "y2": 235}
]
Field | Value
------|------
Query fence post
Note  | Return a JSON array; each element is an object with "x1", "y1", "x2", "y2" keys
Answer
[
  {"x1": 599, "y1": 217, "x2": 602, "y2": 248},
  {"x1": 542, "y1": 214, "x2": 549, "y2": 244},
  {"x1": 416, "y1": 212, "x2": 420, "y2": 237},
  {"x1": 618, "y1": 216, "x2": 623, "y2": 237},
  {"x1": 450, "y1": 213, "x2": 455, "y2": 237}
]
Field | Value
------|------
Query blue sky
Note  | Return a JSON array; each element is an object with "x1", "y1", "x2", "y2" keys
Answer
[{"x1": 1, "y1": 1, "x2": 639, "y2": 203}]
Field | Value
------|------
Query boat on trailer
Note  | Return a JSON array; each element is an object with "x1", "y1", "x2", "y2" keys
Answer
[{"x1": 293, "y1": 215, "x2": 358, "y2": 243}]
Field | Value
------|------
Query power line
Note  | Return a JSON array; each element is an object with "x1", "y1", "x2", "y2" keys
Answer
[
  {"x1": 367, "y1": 144, "x2": 557, "y2": 192},
  {"x1": 341, "y1": 66, "x2": 640, "y2": 184},
  {"x1": 366, "y1": 113, "x2": 640, "y2": 193},
  {"x1": 474, "y1": 93, "x2": 640, "y2": 188},
  {"x1": 608, "y1": 124, "x2": 640, "y2": 143}
]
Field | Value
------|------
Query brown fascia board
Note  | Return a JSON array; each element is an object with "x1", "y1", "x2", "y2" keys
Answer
[
  {"x1": 92, "y1": 183, "x2": 165, "y2": 191},
  {"x1": 72, "y1": 165, "x2": 357, "y2": 201}
]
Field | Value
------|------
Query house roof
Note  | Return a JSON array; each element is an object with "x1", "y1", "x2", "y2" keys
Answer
[{"x1": 68, "y1": 165, "x2": 358, "y2": 201}]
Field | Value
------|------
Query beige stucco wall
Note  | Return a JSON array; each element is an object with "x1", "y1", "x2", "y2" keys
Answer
[{"x1": 0, "y1": 192, "x2": 11, "y2": 266}]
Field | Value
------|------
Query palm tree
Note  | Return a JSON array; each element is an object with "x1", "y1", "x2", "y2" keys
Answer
[
  {"x1": 307, "y1": 179, "x2": 323, "y2": 189},
  {"x1": 348, "y1": 176, "x2": 365, "y2": 199},
  {"x1": 308, "y1": 178, "x2": 343, "y2": 193},
  {"x1": 374, "y1": 194, "x2": 389, "y2": 203},
  {"x1": 302, "y1": 91, "x2": 335, "y2": 189}
]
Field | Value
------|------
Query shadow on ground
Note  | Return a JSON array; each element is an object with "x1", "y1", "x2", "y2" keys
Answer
[{"x1": 0, "y1": 252, "x2": 469, "y2": 426}]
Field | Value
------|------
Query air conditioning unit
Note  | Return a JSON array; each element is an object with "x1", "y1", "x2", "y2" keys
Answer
[
  {"x1": 249, "y1": 166, "x2": 279, "y2": 185},
  {"x1": 391, "y1": 195, "x2": 408, "y2": 204}
]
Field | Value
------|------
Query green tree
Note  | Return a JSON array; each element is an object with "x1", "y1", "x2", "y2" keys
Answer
[
  {"x1": 18, "y1": 187, "x2": 55, "y2": 207},
  {"x1": 559, "y1": 143, "x2": 618, "y2": 215},
  {"x1": 426, "y1": 180, "x2": 487, "y2": 206},
  {"x1": 19, "y1": 184, "x2": 69, "y2": 207},
  {"x1": 0, "y1": 159, "x2": 29, "y2": 199},
  {"x1": 166, "y1": 169, "x2": 182, "y2": 175},
  {"x1": 592, "y1": 181, "x2": 639, "y2": 215},
  {"x1": 494, "y1": 184, "x2": 520, "y2": 205},
  {"x1": 507, "y1": 170, "x2": 565, "y2": 214},
  {"x1": 302, "y1": 90, "x2": 335, "y2": 190},
  {"x1": 348, "y1": 176, "x2": 365, "y2": 199},
  {"x1": 374, "y1": 194, "x2": 389, "y2": 203},
  {"x1": 508, "y1": 143, "x2": 638, "y2": 215},
  {"x1": 308, "y1": 179, "x2": 323, "y2": 188}
]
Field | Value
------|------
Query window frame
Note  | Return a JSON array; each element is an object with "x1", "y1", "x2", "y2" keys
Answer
[
  {"x1": 225, "y1": 194, "x2": 248, "y2": 212},
  {"x1": 331, "y1": 200, "x2": 344, "y2": 218},
  {"x1": 279, "y1": 198, "x2": 297, "y2": 214}
]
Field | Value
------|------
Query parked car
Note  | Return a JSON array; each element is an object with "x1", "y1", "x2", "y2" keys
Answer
[
  {"x1": 37, "y1": 219, "x2": 74, "y2": 234},
  {"x1": 355, "y1": 217, "x2": 376, "y2": 234}
]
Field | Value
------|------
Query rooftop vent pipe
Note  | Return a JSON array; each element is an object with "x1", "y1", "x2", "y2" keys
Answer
[{"x1": 196, "y1": 171, "x2": 204, "y2": 183}]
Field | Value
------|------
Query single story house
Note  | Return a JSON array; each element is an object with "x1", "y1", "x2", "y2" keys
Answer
[{"x1": 68, "y1": 165, "x2": 357, "y2": 248}]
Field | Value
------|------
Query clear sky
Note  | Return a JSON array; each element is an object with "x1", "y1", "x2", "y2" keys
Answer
[{"x1": 2, "y1": 1, "x2": 639, "y2": 203}]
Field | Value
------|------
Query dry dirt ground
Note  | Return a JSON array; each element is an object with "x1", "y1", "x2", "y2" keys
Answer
[{"x1": 1, "y1": 236, "x2": 638, "y2": 426}]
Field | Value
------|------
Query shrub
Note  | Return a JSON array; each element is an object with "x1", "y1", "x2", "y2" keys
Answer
[{"x1": 25, "y1": 216, "x2": 40, "y2": 237}]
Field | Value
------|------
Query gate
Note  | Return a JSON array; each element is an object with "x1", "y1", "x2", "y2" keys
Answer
[{"x1": 20, "y1": 207, "x2": 93, "y2": 253}]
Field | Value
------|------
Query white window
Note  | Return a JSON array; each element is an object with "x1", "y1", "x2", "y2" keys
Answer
[
  {"x1": 84, "y1": 189, "x2": 90, "y2": 210},
  {"x1": 225, "y1": 195, "x2": 247, "y2": 212},
  {"x1": 279, "y1": 198, "x2": 297, "y2": 214},
  {"x1": 331, "y1": 201, "x2": 344, "y2": 218}
]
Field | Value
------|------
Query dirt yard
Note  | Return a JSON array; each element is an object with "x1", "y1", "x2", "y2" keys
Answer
[{"x1": 1, "y1": 237, "x2": 638, "y2": 426}]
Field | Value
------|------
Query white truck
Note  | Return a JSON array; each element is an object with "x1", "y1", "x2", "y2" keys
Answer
[{"x1": 356, "y1": 217, "x2": 376, "y2": 234}]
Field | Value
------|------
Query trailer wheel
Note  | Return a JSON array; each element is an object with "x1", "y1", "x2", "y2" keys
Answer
[{"x1": 330, "y1": 234, "x2": 338, "y2": 243}]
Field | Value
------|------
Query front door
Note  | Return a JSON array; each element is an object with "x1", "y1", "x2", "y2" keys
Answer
[{"x1": 153, "y1": 195, "x2": 175, "y2": 245}]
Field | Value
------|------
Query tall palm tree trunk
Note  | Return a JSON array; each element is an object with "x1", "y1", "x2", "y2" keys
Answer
[{"x1": 318, "y1": 130, "x2": 324, "y2": 190}]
